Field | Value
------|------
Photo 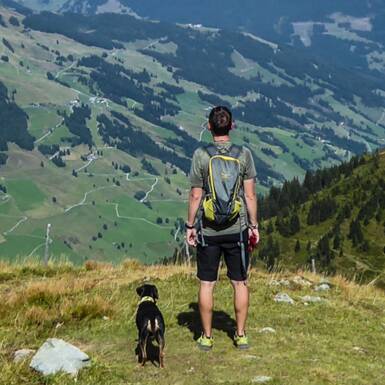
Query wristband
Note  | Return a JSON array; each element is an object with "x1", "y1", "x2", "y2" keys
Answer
[
  {"x1": 185, "y1": 222, "x2": 195, "y2": 230},
  {"x1": 249, "y1": 223, "x2": 259, "y2": 230}
]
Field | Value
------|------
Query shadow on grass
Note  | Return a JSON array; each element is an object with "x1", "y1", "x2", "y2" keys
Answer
[
  {"x1": 177, "y1": 302, "x2": 236, "y2": 340},
  {"x1": 135, "y1": 340, "x2": 161, "y2": 367}
]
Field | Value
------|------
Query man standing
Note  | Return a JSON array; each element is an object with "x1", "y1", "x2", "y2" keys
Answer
[{"x1": 186, "y1": 106, "x2": 260, "y2": 351}]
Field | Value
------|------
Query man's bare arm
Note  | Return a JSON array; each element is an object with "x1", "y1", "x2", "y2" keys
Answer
[
  {"x1": 243, "y1": 179, "x2": 257, "y2": 225},
  {"x1": 187, "y1": 187, "x2": 203, "y2": 225}
]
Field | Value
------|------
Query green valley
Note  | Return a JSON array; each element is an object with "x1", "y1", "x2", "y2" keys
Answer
[{"x1": 0, "y1": 2, "x2": 384, "y2": 266}]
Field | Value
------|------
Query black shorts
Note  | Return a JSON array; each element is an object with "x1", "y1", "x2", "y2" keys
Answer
[{"x1": 197, "y1": 230, "x2": 249, "y2": 282}]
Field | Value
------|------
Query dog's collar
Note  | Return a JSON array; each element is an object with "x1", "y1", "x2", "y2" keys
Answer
[{"x1": 139, "y1": 296, "x2": 155, "y2": 305}]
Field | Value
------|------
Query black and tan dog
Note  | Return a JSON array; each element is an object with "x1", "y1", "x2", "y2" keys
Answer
[{"x1": 135, "y1": 284, "x2": 165, "y2": 368}]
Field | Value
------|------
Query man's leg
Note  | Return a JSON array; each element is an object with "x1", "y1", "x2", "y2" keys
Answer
[
  {"x1": 231, "y1": 280, "x2": 249, "y2": 336},
  {"x1": 198, "y1": 280, "x2": 216, "y2": 337},
  {"x1": 223, "y1": 232, "x2": 250, "y2": 337},
  {"x1": 196, "y1": 241, "x2": 221, "y2": 338}
]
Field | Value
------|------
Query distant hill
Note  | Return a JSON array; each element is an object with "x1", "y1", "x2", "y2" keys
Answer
[
  {"x1": 19, "y1": 0, "x2": 385, "y2": 81},
  {"x1": 0, "y1": 3, "x2": 384, "y2": 264},
  {"x1": 255, "y1": 150, "x2": 385, "y2": 283}
]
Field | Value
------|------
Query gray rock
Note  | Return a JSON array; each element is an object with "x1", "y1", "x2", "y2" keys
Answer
[
  {"x1": 269, "y1": 279, "x2": 290, "y2": 287},
  {"x1": 301, "y1": 295, "x2": 323, "y2": 303},
  {"x1": 14, "y1": 349, "x2": 35, "y2": 363},
  {"x1": 315, "y1": 283, "x2": 330, "y2": 291},
  {"x1": 30, "y1": 338, "x2": 90, "y2": 376},
  {"x1": 259, "y1": 327, "x2": 276, "y2": 334},
  {"x1": 293, "y1": 276, "x2": 312, "y2": 287},
  {"x1": 252, "y1": 375, "x2": 273, "y2": 383},
  {"x1": 274, "y1": 293, "x2": 294, "y2": 304}
]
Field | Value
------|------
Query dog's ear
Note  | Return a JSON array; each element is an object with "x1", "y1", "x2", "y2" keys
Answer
[
  {"x1": 136, "y1": 285, "x2": 145, "y2": 297},
  {"x1": 153, "y1": 286, "x2": 159, "y2": 300}
]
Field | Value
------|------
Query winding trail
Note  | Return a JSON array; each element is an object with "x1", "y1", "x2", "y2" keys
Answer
[
  {"x1": 3, "y1": 216, "x2": 28, "y2": 236},
  {"x1": 112, "y1": 203, "x2": 174, "y2": 229},
  {"x1": 174, "y1": 225, "x2": 181, "y2": 241},
  {"x1": 0, "y1": 194, "x2": 10, "y2": 206},
  {"x1": 199, "y1": 120, "x2": 207, "y2": 142},
  {"x1": 49, "y1": 151, "x2": 60, "y2": 160},
  {"x1": 64, "y1": 186, "x2": 116, "y2": 213},
  {"x1": 140, "y1": 177, "x2": 159, "y2": 203},
  {"x1": 76, "y1": 155, "x2": 98, "y2": 173},
  {"x1": 28, "y1": 241, "x2": 46, "y2": 258},
  {"x1": 34, "y1": 118, "x2": 65, "y2": 145},
  {"x1": 55, "y1": 61, "x2": 77, "y2": 80},
  {"x1": 376, "y1": 109, "x2": 385, "y2": 126}
]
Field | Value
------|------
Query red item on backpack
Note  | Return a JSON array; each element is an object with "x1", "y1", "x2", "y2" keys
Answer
[{"x1": 248, "y1": 231, "x2": 258, "y2": 253}]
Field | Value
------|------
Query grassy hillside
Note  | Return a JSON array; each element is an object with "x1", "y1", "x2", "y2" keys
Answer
[
  {"x1": 1, "y1": 260, "x2": 385, "y2": 385},
  {"x1": 256, "y1": 150, "x2": 385, "y2": 284},
  {"x1": 0, "y1": 3, "x2": 384, "y2": 264}
]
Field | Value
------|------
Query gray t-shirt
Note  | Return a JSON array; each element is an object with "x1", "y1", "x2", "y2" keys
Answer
[{"x1": 189, "y1": 141, "x2": 257, "y2": 236}]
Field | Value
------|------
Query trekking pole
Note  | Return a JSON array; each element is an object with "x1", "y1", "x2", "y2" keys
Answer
[
  {"x1": 311, "y1": 258, "x2": 316, "y2": 274},
  {"x1": 44, "y1": 223, "x2": 51, "y2": 266},
  {"x1": 185, "y1": 240, "x2": 191, "y2": 267}
]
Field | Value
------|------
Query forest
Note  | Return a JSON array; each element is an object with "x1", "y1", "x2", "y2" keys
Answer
[
  {"x1": 61, "y1": 104, "x2": 93, "y2": 146},
  {"x1": 97, "y1": 112, "x2": 191, "y2": 172},
  {"x1": 0, "y1": 81, "x2": 34, "y2": 164}
]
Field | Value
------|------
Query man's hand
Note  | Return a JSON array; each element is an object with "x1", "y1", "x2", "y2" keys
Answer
[
  {"x1": 186, "y1": 228, "x2": 198, "y2": 247},
  {"x1": 248, "y1": 227, "x2": 260, "y2": 253},
  {"x1": 248, "y1": 227, "x2": 260, "y2": 245}
]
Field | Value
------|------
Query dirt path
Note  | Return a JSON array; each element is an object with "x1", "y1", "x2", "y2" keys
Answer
[
  {"x1": 199, "y1": 120, "x2": 207, "y2": 141},
  {"x1": 55, "y1": 61, "x2": 77, "y2": 80},
  {"x1": 140, "y1": 177, "x2": 159, "y2": 203},
  {"x1": 34, "y1": 118, "x2": 65, "y2": 145},
  {"x1": 112, "y1": 202, "x2": 174, "y2": 229},
  {"x1": 3, "y1": 216, "x2": 28, "y2": 236},
  {"x1": 64, "y1": 186, "x2": 117, "y2": 213},
  {"x1": 75, "y1": 154, "x2": 98, "y2": 173}
]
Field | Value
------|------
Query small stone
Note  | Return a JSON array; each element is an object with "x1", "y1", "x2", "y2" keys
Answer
[
  {"x1": 259, "y1": 327, "x2": 276, "y2": 334},
  {"x1": 30, "y1": 338, "x2": 90, "y2": 376},
  {"x1": 103, "y1": 316, "x2": 109, "y2": 321},
  {"x1": 274, "y1": 293, "x2": 294, "y2": 304},
  {"x1": 252, "y1": 375, "x2": 273, "y2": 383},
  {"x1": 353, "y1": 346, "x2": 366, "y2": 354},
  {"x1": 315, "y1": 283, "x2": 330, "y2": 291},
  {"x1": 269, "y1": 279, "x2": 290, "y2": 287},
  {"x1": 14, "y1": 349, "x2": 35, "y2": 363},
  {"x1": 293, "y1": 276, "x2": 312, "y2": 287},
  {"x1": 301, "y1": 295, "x2": 323, "y2": 303}
]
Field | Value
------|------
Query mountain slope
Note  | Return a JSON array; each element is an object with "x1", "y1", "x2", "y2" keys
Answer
[
  {"x1": 256, "y1": 150, "x2": 385, "y2": 283},
  {"x1": 0, "y1": 4, "x2": 384, "y2": 263},
  {"x1": 32, "y1": 0, "x2": 385, "y2": 80},
  {"x1": 1, "y1": 260, "x2": 385, "y2": 385}
]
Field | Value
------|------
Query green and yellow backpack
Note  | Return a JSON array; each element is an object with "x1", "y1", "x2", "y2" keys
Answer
[{"x1": 202, "y1": 144, "x2": 243, "y2": 226}]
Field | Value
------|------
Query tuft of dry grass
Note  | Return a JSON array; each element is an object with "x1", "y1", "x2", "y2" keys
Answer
[
  {"x1": 121, "y1": 258, "x2": 142, "y2": 271},
  {"x1": 85, "y1": 260, "x2": 113, "y2": 271}
]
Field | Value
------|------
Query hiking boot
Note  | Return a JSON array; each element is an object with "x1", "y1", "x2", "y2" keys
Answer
[
  {"x1": 197, "y1": 334, "x2": 214, "y2": 351},
  {"x1": 234, "y1": 333, "x2": 249, "y2": 349}
]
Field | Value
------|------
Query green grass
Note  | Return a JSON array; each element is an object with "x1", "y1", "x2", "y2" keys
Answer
[
  {"x1": 1, "y1": 5, "x2": 385, "y2": 265},
  {"x1": 1, "y1": 261, "x2": 385, "y2": 385},
  {"x1": 4, "y1": 179, "x2": 46, "y2": 212}
]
